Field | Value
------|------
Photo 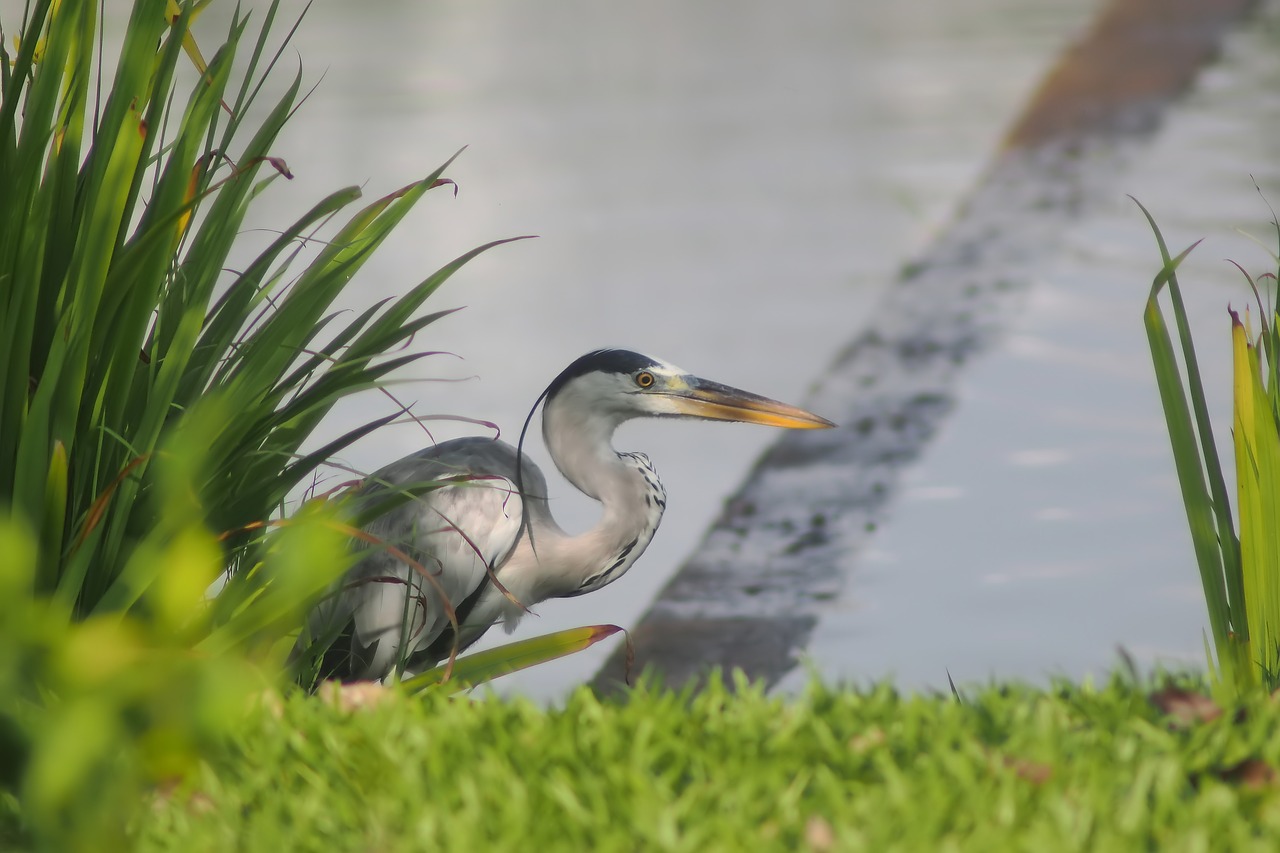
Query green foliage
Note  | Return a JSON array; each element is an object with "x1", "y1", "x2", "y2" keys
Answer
[
  {"x1": 1140, "y1": 199, "x2": 1280, "y2": 696},
  {"x1": 129, "y1": 674, "x2": 1280, "y2": 850},
  {"x1": 0, "y1": 0, "x2": 518, "y2": 846},
  {"x1": 1230, "y1": 297, "x2": 1280, "y2": 686},
  {"x1": 0, "y1": 0, "x2": 509, "y2": 617},
  {"x1": 0, "y1": 445, "x2": 353, "y2": 851}
]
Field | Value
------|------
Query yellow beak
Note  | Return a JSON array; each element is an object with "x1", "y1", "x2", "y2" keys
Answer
[{"x1": 660, "y1": 377, "x2": 835, "y2": 429}]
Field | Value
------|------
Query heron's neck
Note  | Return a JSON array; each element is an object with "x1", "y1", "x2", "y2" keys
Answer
[{"x1": 538, "y1": 398, "x2": 667, "y2": 597}]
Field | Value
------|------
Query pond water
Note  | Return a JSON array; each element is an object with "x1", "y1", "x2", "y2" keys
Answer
[
  {"x1": 778, "y1": 9, "x2": 1280, "y2": 694},
  {"x1": 152, "y1": 0, "x2": 1277, "y2": 698},
  {"x1": 212, "y1": 0, "x2": 1104, "y2": 697}
]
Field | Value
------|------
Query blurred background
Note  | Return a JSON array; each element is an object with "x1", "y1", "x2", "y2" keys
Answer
[{"x1": 111, "y1": 0, "x2": 1280, "y2": 697}]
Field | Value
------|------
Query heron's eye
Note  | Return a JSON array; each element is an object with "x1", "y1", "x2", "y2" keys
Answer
[{"x1": 634, "y1": 371, "x2": 655, "y2": 389}]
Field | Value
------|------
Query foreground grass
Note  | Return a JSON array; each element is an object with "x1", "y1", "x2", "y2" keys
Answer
[{"x1": 118, "y1": 675, "x2": 1280, "y2": 851}]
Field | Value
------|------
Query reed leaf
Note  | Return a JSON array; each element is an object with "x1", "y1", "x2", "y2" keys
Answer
[
  {"x1": 1141, "y1": 198, "x2": 1280, "y2": 695},
  {"x1": 0, "y1": 0, "x2": 519, "y2": 634},
  {"x1": 401, "y1": 625, "x2": 625, "y2": 695}
]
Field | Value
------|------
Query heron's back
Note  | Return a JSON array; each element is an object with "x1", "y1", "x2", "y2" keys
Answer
[{"x1": 304, "y1": 436, "x2": 552, "y2": 681}]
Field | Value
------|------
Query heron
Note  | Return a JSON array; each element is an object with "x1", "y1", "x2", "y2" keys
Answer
[{"x1": 301, "y1": 348, "x2": 834, "y2": 683}]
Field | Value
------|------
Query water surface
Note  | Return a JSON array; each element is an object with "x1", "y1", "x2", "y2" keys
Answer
[
  {"x1": 778, "y1": 8, "x2": 1280, "y2": 693},
  {"x1": 230, "y1": 0, "x2": 1098, "y2": 697}
]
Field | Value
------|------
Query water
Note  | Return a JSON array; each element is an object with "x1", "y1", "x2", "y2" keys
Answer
[
  {"x1": 210, "y1": 0, "x2": 1095, "y2": 697},
  {"x1": 776, "y1": 6, "x2": 1280, "y2": 693},
  {"x1": 74, "y1": 0, "x2": 1273, "y2": 698}
]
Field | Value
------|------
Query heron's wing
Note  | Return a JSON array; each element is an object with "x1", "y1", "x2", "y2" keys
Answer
[{"x1": 307, "y1": 437, "x2": 545, "y2": 681}]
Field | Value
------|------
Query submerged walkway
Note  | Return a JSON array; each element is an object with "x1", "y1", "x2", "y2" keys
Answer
[{"x1": 593, "y1": 0, "x2": 1261, "y2": 692}]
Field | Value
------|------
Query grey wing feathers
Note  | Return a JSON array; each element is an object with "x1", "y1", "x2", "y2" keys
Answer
[{"x1": 305, "y1": 437, "x2": 547, "y2": 681}]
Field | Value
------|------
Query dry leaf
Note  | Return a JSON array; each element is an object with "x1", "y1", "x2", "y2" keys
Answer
[
  {"x1": 1002, "y1": 755, "x2": 1054, "y2": 785},
  {"x1": 805, "y1": 816, "x2": 835, "y2": 852},
  {"x1": 318, "y1": 680, "x2": 390, "y2": 712},
  {"x1": 1219, "y1": 758, "x2": 1278, "y2": 790},
  {"x1": 849, "y1": 727, "x2": 886, "y2": 753},
  {"x1": 1149, "y1": 685, "x2": 1222, "y2": 725}
]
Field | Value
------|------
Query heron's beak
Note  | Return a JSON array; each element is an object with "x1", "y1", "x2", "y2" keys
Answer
[{"x1": 661, "y1": 376, "x2": 836, "y2": 429}]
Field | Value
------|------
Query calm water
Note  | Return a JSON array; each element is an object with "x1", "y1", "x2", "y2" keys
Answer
[
  {"x1": 86, "y1": 0, "x2": 1279, "y2": 697},
  {"x1": 778, "y1": 7, "x2": 1280, "y2": 693},
  {"x1": 219, "y1": 0, "x2": 1098, "y2": 697}
]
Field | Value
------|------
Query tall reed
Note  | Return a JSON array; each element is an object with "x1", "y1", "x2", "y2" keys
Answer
[
  {"x1": 0, "y1": 1, "x2": 518, "y2": 844},
  {"x1": 1140, "y1": 199, "x2": 1280, "y2": 696}
]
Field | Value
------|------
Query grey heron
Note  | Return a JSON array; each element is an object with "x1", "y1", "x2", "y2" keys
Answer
[{"x1": 302, "y1": 348, "x2": 834, "y2": 683}]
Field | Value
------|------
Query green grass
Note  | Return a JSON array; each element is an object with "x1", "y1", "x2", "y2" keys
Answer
[{"x1": 120, "y1": 675, "x2": 1280, "y2": 851}]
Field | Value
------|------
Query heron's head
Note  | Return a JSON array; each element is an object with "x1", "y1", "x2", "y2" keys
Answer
[{"x1": 542, "y1": 349, "x2": 835, "y2": 431}]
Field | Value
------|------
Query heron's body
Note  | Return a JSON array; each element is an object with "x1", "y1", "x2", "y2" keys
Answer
[{"x1": 302, "y1": 349, "x2": 832, "y2": 683}]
